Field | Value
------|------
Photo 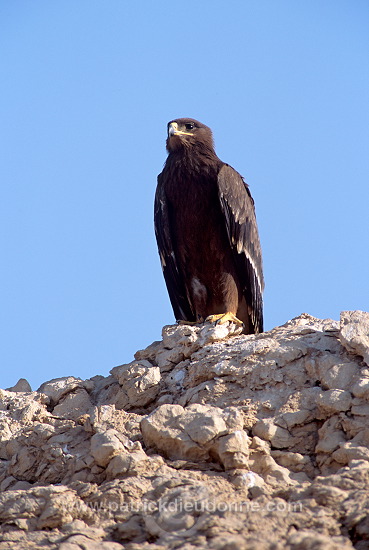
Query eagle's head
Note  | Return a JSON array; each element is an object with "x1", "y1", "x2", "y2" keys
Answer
[{"x1": 166, "y1": 118, "x2": 215, "y2": 154}]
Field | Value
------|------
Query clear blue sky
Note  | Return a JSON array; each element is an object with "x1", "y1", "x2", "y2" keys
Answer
[{"x1": 1, "y1": 1, "x2": 368, "y2": 390}]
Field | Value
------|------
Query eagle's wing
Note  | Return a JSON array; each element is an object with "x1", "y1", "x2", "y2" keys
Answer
[
  {"x1": 154, "y1": 174, "x2": 195, "y2": 322},
  {"x1": 217, "y1": 164, "x2": 264, "y2": 332}
]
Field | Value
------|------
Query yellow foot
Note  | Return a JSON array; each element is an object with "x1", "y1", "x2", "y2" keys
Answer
[{"x1": 205, "y1": 312, "x2": 244, "y2": 327}]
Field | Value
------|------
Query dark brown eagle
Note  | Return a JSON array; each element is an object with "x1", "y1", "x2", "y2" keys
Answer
[{"x1": 154, "y1": 118, "x2": 264, "y2": 334}]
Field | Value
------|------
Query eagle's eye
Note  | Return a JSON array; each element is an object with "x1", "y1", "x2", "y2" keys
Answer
[{"x1": 185, "y1": 123, "x2": 195, "y2": 130}]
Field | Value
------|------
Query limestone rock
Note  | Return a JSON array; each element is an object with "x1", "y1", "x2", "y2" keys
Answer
[
  {"x1": 316, "y1": 389, "x2": 352, "y2": 415},
  {"x1": 340, "y1": 310, "x2": 369, "y2": 366},
  {"x1": 38, "y1": 376, "x2": 91, "y2": 404},
  {"x1": 0, "y1": 311, "x2": 368, "y2": 549},
  {"x1": 53, "y1": 388, "x2": 92, "y2": 421},
  {"x1": 141, "y1": 403, "x2": 248, "y2": 470},
  {"x1": 110, "y1": 360, "x2": 161, "y2": 410},
  {"x1": 90, "y1": 429, "x2": 126, "y2": 467}
]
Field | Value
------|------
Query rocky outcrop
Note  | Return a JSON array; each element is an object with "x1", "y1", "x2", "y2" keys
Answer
[{"x1": 0, "y1": 311, "x2": 369, "y2": 549}]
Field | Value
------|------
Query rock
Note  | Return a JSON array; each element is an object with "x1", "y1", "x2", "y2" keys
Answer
[
  {"x1": 141, "y1": 404, "x2": 214, "y2": 461},
  {"x1": 1, "y1": 311, "x2": 369, "y2": 549},
  {"x1": 287, "y1": 531, "x2": 353, "y2": 550},
  {"x1": 90, "y1": 429, "x2": 126, "y2": 467},
  {"x1": 316, "y1": 416, "x2": 347, "y2": 454},
  {"x1": 316, "y1": 389, "x2": 352, "y2": 415},
  {"x1": 53, "y1": 388, "x2": 92, "y2": 421},
  {"x1": 110, "y1": 360, "x2": 161, "y2": 409},
  {"x1": 332, "y1": 442, "x2": 369, "y2": 465},
  {"x1": 340, "y1": 310, "x2": 369, "y2": 366},
  {"x1": 141, "y1": 403, "x2": 249, "y2": 471},
  {"x1": 6, "y1": 378, "x2": 32, "y2": 392},
  {"x1": 351, "y1": 376, "x2": 369, "y2": 399},
  {"x1": 253, "y1": 418, "x2": 294, "y2": 448}
]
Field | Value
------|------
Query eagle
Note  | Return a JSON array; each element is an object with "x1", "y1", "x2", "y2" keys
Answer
[{"x1": 154, "y1": 118, "x2": 264, "y2": 334}]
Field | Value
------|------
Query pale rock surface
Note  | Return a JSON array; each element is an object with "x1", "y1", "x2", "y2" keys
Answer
[
  {"x1": 0, "y1": 311, "x2": 368, "y2": 549},
  {"x1": 340, "y1": 310, "x2": 369, "y2": 366}
]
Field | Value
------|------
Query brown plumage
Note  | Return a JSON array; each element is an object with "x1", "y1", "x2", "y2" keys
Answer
[{"x1": 154, "y1": 118, "x2": 264, "y2": 333}]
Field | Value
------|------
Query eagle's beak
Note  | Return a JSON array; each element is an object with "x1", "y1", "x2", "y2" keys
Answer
[{"x1": 168, "y1": 122, "x2": 194, "y2": 137}]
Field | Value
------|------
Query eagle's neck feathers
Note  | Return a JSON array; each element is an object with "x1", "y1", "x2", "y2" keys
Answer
[{"x1": 165, "y1": 144, "x2": 221, "y2": 181}]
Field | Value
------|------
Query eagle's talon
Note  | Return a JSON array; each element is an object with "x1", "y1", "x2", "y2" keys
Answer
[{"x1": 205, "y1": 312, "x2": 244, "y2": 327}]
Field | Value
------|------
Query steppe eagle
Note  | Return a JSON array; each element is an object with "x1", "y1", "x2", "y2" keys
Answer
[{"x1": 154, "y1": 118, "x2": 264, "y2": 334}]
